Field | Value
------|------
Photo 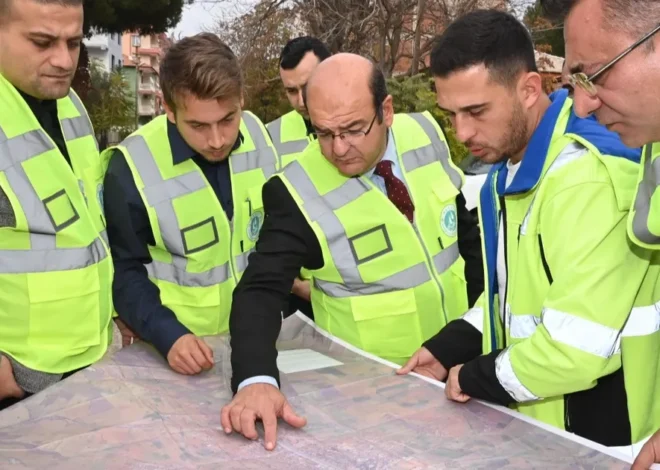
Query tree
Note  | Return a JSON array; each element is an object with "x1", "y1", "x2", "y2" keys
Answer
[
  {"x1": 85, "y1": 60, "x2": 136, "y2": 150},
  {"x1": 73, "y1": 0, "x2": 194, "y2": 101},
  {"x1": 83, "y1": 0, "x2": 195, "y2": 35},
  {"x1": 214, "y1": 2, "x2": 301, "y2": 123},
  {"x1": 388, "y1": 74, "x2": 468, "y2": 164},
  {"x1": 524, "y1": 0, "x2": 565, "y2": 57},
  {"x1": 211, "y1": 0, "x2": 508, "y2": 78}
]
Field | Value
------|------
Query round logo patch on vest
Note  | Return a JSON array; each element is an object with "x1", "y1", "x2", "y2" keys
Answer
[
  {"x1": 247, "y1": 210, "x2": 265, "y2": 242},
  {"x1": 441, "y1": 204, "x2": 458, "y2": 237}
]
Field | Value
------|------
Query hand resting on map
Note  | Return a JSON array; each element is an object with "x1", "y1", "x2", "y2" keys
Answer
[
  {"x1": 221, "y1": 383, "x2": 307, "y2": 450},
  {"x1": 396, "y1": 346, "x2": 448, "y2": 382}
]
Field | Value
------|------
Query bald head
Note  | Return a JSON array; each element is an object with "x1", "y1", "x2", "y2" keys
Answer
[
  {"x1": 305, "y1": 53, "x2": 387, "y2": 120},
  {"x1": 303, "y1": 52, "x2": 394, "y2": 178}
]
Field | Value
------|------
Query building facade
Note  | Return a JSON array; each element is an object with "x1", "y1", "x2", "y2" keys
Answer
[
  {"x1": 121, "y1": 32, "x2": 172, "y2": 127},
  {"x1": 84, "y1": 32, "x2": 123, "y2": 72}
]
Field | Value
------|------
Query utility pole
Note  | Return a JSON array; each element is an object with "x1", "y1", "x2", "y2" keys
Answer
[{"x1": 132, "y1": 33, "x2": 141, "y2": 128}]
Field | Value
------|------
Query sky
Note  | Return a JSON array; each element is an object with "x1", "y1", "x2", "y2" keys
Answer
[{"x1": 172, "y1": 1, "x2": 256, "y2": 38}]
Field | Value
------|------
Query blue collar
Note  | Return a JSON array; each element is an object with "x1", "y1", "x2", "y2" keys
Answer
[{"x1": 478, "y1": 88, "x2": 641, "y2": 351}]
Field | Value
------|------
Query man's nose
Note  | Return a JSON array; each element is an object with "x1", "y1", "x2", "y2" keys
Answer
[
  {"x1": 572, "y1": 87, "x2": 602, "y2": 118},
  {"x1": 332, "y1": 135, "x2": 351, "y2": 156},
  {"x1": 454, "y1": 115, "x2": 476, "y2": 144},
  {"x1": 209, "y1": 128, "x2": 225, "y2": 149},
  {"x1": 49, "y1": 44, "x2": 75, "y2": 72}
]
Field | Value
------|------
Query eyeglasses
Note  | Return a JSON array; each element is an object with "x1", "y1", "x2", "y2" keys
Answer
[
  {"x1": 313, "y1": 111, "x2": 379, "y2": 146},
  {"x1": 567, "y1": 23, "x2": 660, "y2": 97}
]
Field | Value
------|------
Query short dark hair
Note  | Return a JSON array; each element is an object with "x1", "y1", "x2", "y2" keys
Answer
[
  {"x1": 540, "y1": 0, "x2": 657, "y2": 35},
  {"x1": 279, "y1": 36, "x2": 331, "y2": 70},
  {"x1": 430, "y1": 9, "x2": 537, "y2": 86},
  {"x1": 369, "y1": 63, "x2": 387, "y2": 122},
  {"x1": 0, "y1": 0, "x2": 82, "y2": 20},
  {"x1": 160, "y1": 33, "x2": 242, "y2": 111}
]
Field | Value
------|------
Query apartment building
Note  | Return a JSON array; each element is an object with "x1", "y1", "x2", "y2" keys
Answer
[{"x1": 122, "y1": 32, "x2": 172, "y2": 127}]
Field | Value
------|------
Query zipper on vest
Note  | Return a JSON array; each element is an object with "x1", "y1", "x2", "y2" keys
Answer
[
  {"x1": 395, "y1": 170, "x2": 449, "y2": 325},
  {"x1": 500, "y1": 195, "x2": 509, "y2": 349}
]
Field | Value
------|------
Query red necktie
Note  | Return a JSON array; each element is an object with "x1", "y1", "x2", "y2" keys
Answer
[{"x1": 374, "y1": 160, "x2": 415, "y2": 223}]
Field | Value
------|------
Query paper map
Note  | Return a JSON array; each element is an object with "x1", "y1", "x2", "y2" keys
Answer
[{"x1": 0, "y1": 313, "x2": 630, "y2": 469}]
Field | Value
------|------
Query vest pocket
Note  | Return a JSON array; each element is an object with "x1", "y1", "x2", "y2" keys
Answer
[
  {"x1": 27, "y1": 264, "x2": 101, "y2": 351},
  {"x1": 349, "y1": 289, "x2": 420, "y2": 362}
]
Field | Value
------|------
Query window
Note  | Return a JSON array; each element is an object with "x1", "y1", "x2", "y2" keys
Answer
[{"x1": 111, "y1": 55, "x2": 115, "y2": 70}]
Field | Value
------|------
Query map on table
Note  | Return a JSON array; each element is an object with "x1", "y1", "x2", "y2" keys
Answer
[{"x1": 0, "y1": 313, "x2": 630, "y2": 469}]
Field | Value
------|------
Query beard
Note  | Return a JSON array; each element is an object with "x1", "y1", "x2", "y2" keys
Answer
[{"x1": 501, "y1": 101, "x2": 530, "y2": 160}]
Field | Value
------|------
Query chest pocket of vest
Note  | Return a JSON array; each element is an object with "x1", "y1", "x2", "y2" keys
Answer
[{"x1": 349, "y1": 289, "x2": 420, "y2": 361}]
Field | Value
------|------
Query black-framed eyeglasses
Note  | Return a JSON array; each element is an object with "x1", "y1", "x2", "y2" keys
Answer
[
  {"x1": 567, "y1": 23, "x2": 660, "y2": 97},
  {"x1": 312, "y1": 110, "x2": 380, "y2": 146}
]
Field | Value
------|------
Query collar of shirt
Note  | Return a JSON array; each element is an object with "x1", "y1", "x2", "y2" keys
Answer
[
  {"x1": 15, "y1": 87, "x2": 59, "y2": 125},
  {"x1": 166, "y1": 119, "x2": 244, "y2": 165},
  {"x1": 364, "y1": 128, "x2": 398, "y2": 179}
]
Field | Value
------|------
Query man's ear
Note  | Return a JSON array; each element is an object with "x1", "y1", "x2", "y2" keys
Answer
[
  {"x1": 519, "y1": 72, "x2": 544, "y2": 110},
  {"x1": 383, "y1": 94, "x2": 394, "y2": 127},
  {"x1": 163, "y1": 101, "x2": 176, "y2": 124}
]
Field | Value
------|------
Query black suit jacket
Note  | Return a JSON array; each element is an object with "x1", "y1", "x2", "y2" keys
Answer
[{"x1": 229, "y1": 176, "x2": 484, "y2": 392}]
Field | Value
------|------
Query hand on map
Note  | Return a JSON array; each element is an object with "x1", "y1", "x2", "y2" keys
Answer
[
  {"x1": 166, "y1": 334, "x2": 214, "y2": 375},
  {"x1": 445, "y1": 364, "x2": 471, "y2": 403},
  {"x1": 632, "y1": 428, "x2": 660, "y2": 469},
  {"x1": 113, "y1": 318, "x2": 141, "y2": 347},
  {"x1": 292, "y1": 278, "x2": 311, "y2": 302},
  {"x1": 221, "y1": 383, "x2": 307, "y2": 451},
  {"x1": 0, "y1": 354, "x2": 24, "y2": 401},
  {"x1": 396, "y1": 346, "x2": 448, "y2": 381}
]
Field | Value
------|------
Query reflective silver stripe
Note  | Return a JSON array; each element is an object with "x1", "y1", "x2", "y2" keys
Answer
[
  {"x1": 266, "y1": 118, "x2": 281, "y2": 140},
  {"x1": 433, "y1": 241, "x2": 459, "y2": 274},
  {"x1": 235, "y1": 248, "x2": 254, "y2": 274},
  {"x1": 283, "y1": 161, "x2": 365, "y2": 285},
  {"x1": 232, "y1": 112, "x2": 277, "y2": 178},
  {"x1": 61, "y1": 116, "x2": 94, "y2": 141},
  {"x1": 461, "y1": 307, "x2": 483, "y2": 333},
  {"x1": 313, "y1": 262, "x2": 431, "y2": 298},
  {"x1": 0, "y1": 238, "x2": 106, "y2": 274},
  {"x1": 275, "y1": 139, "x2": 308, "y2": 156},
  {"x1": 521, "y1": 143, "x2": 587, "y2": 235},
  {"x1": 541, "y1": 307, "x2": 621, "y2": 358},
  {"x1": 65, "y1": 91, "x2": 99, "y2": 150},
  {"x1": 508, "y1": 311, "x2": 540, "y2": 339},
  {"x1": 269, "y1": 117, "x2": 309, "y2": 156},
  {"x1": 403, "y1": 113, "x2": 462, "y2": 190},
  {"x1": 0, "y1": 126, "x2": 107, "y2": 272},
  {"x1": 123, "y1": 135, "x2": 191, "y2": 275},
  {"x1": 1, "y1": 127, "x2": 57, "y2": 251},
  {"x1": 622, "y1": 301, "x2": 660, "y2": 337},
  {"x1": 495, "y1": 346, "x2": 539, "y2": 402},
  {"x1": 145, "y1": 259, "x2": 230, "y2": 287},
  {"x1": 632, "y1": 144, "x2": 660, "y2": 245},
  {"x1": 100, "y1": 229, "x2": 109, "y2": 246}
]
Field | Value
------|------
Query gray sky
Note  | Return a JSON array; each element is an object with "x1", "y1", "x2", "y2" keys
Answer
[
  {"x1": 172, "y1": 2, "x2": 223, "y2": 37},
  {"x1": 172, "y1": 1, "x2": 255, "y2": 38}
]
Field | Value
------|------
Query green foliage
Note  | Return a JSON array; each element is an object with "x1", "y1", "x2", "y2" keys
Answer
[
  {"x1": 84, "y1": 60, "x2": 136, "y2": 149},
  {"x1": 524, "y1": 0, "x2": 565, "y2": 57},
  {"x1": 83, "y1": 0, "x2": 194, "y2": 35},
  {"x1": 387, "y1": 74, "x2": 468, "y2": 165},
  {"x1": 215, "y1": 3, "x2": 298, "y2": 124}
]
